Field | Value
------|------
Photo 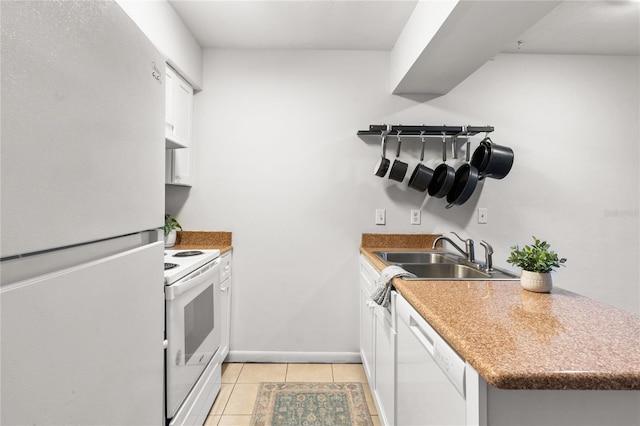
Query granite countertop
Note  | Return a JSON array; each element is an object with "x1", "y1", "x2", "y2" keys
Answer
[
  {"x1": 173, "y1": 231, "x2": 233, "y2": 254},
  {"x1": 361, "y1": 234, "x2": 640, "y2": 391}
]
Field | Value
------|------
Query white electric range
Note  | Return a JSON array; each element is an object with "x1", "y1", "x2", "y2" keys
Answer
[
  {"x1": 163, "y1": 249, "x2": 222, "y2": 426},
  {"x1": 164, "y1": 249, "x2": 221, "y2": 285}
]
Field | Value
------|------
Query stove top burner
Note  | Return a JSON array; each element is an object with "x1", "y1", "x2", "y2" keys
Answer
[
  {"x1": 172, "y1": 250, "x2": 204, "y2": 257},
  {"x1": 164, "y1": 249, "x2": 221, "y2": 285}
]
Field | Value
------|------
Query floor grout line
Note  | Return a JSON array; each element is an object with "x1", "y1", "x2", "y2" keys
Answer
[{"x1": 219, "y1": 362, "x2": 242, "y2": 417}]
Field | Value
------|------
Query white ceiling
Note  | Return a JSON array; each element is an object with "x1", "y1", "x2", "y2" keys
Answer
[
  {"x1": 168, "y1": 0, "x2": 640, "y2": 55},
  {"x1": 502, "y1": 0, "x2": 640, "y2": 55},
  {"x1": 168, "y1": 0, "x2": 419, "y2": 50}
]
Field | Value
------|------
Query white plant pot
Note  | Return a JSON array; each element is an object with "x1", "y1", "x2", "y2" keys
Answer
[
  {"x1": 520, "y1": 270, "x2": 552, "y2": 293},
  {"x1": 164, "y1": 229, "x2": 177, "y2": 248}
]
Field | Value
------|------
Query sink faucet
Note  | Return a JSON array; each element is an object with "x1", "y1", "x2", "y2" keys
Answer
[
  {"x1": 479, "y1": 240, "x2": 493, "y2": 271},
  {"x1": 432, "y1": 232, "x2": 475, "y2": 263}
]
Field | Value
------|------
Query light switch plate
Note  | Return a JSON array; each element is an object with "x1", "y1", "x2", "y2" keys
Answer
[{"x1": 478, "y1": 207, "x2": 488, "y2": 224}]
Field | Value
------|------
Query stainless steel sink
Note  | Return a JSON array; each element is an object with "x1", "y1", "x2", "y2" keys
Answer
[
  {"x1": 374, "y1": 251, "x2": 456, "y2": 264},
  {"x1": 373, "y1": 250, "x2": 519, "y2": 280},
  {"x1": 399, "y1": 263, "x2": 518, "y2": 281},
  {"x1": 400, "y1": 263, "x2": 490, "y2": 279}
]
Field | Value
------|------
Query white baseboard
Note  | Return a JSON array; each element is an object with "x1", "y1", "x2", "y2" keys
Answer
[{"x1": 226, "y1": 351, "x2": 361, "y2": 364}]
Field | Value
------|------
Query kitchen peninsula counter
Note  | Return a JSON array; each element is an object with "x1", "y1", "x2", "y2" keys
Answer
[{"x1": 360, "y1": 234, "x2": 640, "y2": 391}]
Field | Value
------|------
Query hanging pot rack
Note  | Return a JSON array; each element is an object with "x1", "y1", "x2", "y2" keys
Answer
[
  {"x1": 359, "y1": 124, "x2": 512, "y2": 209},
  {"x1": 357, "y1": 124, "x2": 494, "y2": 138}
]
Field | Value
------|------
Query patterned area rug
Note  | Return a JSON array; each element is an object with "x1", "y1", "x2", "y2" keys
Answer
[{"x1": 250, "y1": 382, "x2": 372, "y2": 426}]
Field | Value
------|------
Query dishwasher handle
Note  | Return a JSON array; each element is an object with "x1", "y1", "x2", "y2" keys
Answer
[{"x1": 409, "y1": 315, "x2": 435, "y2": 356}]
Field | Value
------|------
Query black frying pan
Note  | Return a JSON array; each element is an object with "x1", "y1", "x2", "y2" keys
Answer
[
  {"x1": 427, "y1": 135, "x2": 455, "y2": 198},
  {"x1": 446, "y1": 163, "x2": 479, "y2": 208},
  {"x1": 408, "y1": 135, "x2": 433, "y2": 192},
  {"x1": 374, "y1": 133, "x2": 390, "y2": 177},
  {"x1": 388, "y1": 135, "x2": 408, "y2": 182}
]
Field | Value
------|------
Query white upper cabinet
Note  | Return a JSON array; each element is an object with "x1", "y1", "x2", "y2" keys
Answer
[
  {"x1": 165, "y1": 65, "x2": 194, "y2": 186},
  {"x1": 165, "y1": 65, "x2": 191, "y2": 149},
  {"x1": 164, "y1": 68, "x2": 177, "y2": 147}
]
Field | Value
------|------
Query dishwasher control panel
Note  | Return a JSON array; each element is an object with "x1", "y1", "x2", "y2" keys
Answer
[{"x1": 434, "y1": 339, "x2": 466, "y2": 397}]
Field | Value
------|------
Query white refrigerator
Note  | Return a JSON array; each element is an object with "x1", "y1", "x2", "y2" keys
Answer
[{"x1": 1, "y1": 1, "x2": 166, "y2": 424}]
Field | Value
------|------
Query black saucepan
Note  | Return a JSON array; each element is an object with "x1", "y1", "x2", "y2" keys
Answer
[
  {"x1": 470, "y1": 137, "x2": 514, "y2": 180},
  {"x1": 374, "y1": 134, "x2": 390, "y2": 177},
  {"x1": 427, "y1": 136, "x2": 455, "y2": 198},
  {"x1": 388, "y1": 136, "x2": 408, "y2": 182},
  {"x1": 408, "y1": 136, "x2": 433, "y2": 192},
  {"x1": 446, "y1": 163, "x2": 479, "y2": 208}
]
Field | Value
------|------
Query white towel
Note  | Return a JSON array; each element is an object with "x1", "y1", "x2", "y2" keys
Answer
[{"x1": 371, "y1": 265, "x2": 416, "y2": 307}]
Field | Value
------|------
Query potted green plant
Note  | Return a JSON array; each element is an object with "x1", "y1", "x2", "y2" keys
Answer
[
  {"x1": 507, "y1": 236, "x2": 567, "y2": 293},
  {"x1": 164, "y1": 214, "x2": 182, "y2": 248}
]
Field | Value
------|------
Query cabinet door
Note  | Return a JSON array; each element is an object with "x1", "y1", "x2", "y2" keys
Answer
[
  {"x1": 360, "y1": 284, "x2": 375, "y2": 384},
  {"x1": 172, "y1": 70, "x2": 193, "y2": 185},
  {"x1": 164, "y1": 65, "x2": 189, "y2": 149},
  {"x1": 218, "y1": 254, "x2": 232, "y2": 362},
  {"x1": 218, "y1": 280, "x2": 230, "y2": 362},
  {"x1": 165, "y1": 149, "x2": 173, "y2": 184},
  {"x1": 165, "y1": 67, "x2": 175, "y2": 138},
  {"x1": 172, "y1": 75, "x2": 192, "y2": 148},
  {"x1": 164, "y1": 65, "x2": 193, "y2": 186},
  {"x1": 374, "y1": 303, "x2": 396, "y2": 426},
  {"x1": 172, "y1": 149, "x2": 192, "y2": 185}
]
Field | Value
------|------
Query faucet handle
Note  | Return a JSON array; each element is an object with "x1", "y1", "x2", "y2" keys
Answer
[
  {"x1": 479, "y1": 240, "x2": 493, "y2": 253},
  {"x1": 451, "y1": 232, "x2": 475, "y2": 263},
  {"x1": 479, "y1": 240, "x2": 493, "y2": 271}
]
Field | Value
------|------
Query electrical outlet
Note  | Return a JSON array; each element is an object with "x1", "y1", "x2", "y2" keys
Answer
[
  {"x1": 478, "y1": 208, "x2": 488, "y2": 224},
  {"x1": 375, "y1": 209, "x2": 386, "y2": 225},
  {"x1": 410, "y1": 209, "x2": 421, "y2": 225}
]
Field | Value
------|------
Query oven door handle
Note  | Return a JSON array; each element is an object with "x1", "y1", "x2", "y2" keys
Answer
[{"x1": 165, "y1": 258, "x2": 220, "y2": 300}]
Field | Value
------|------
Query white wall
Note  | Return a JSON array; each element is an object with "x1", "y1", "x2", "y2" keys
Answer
[
  {"x1": 167, "y1": 50, "x2": 639, "y2": 359},
  {"x1": 116, "y1": 0, "x2": 202, "y2": 89}
]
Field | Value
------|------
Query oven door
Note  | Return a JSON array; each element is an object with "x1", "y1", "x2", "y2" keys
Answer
[{"x1": 166, "y1": 258, "x2": 221, "y2": 419}]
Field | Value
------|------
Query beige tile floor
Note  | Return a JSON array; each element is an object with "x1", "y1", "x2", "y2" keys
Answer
[{"x1": 204, "y1": 363, "x2": 380, "y2": 426}]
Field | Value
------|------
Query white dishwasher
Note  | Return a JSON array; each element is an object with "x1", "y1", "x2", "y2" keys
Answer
[{"x1": 396, "y1": 294, "x2": 467, "y2": 426}]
